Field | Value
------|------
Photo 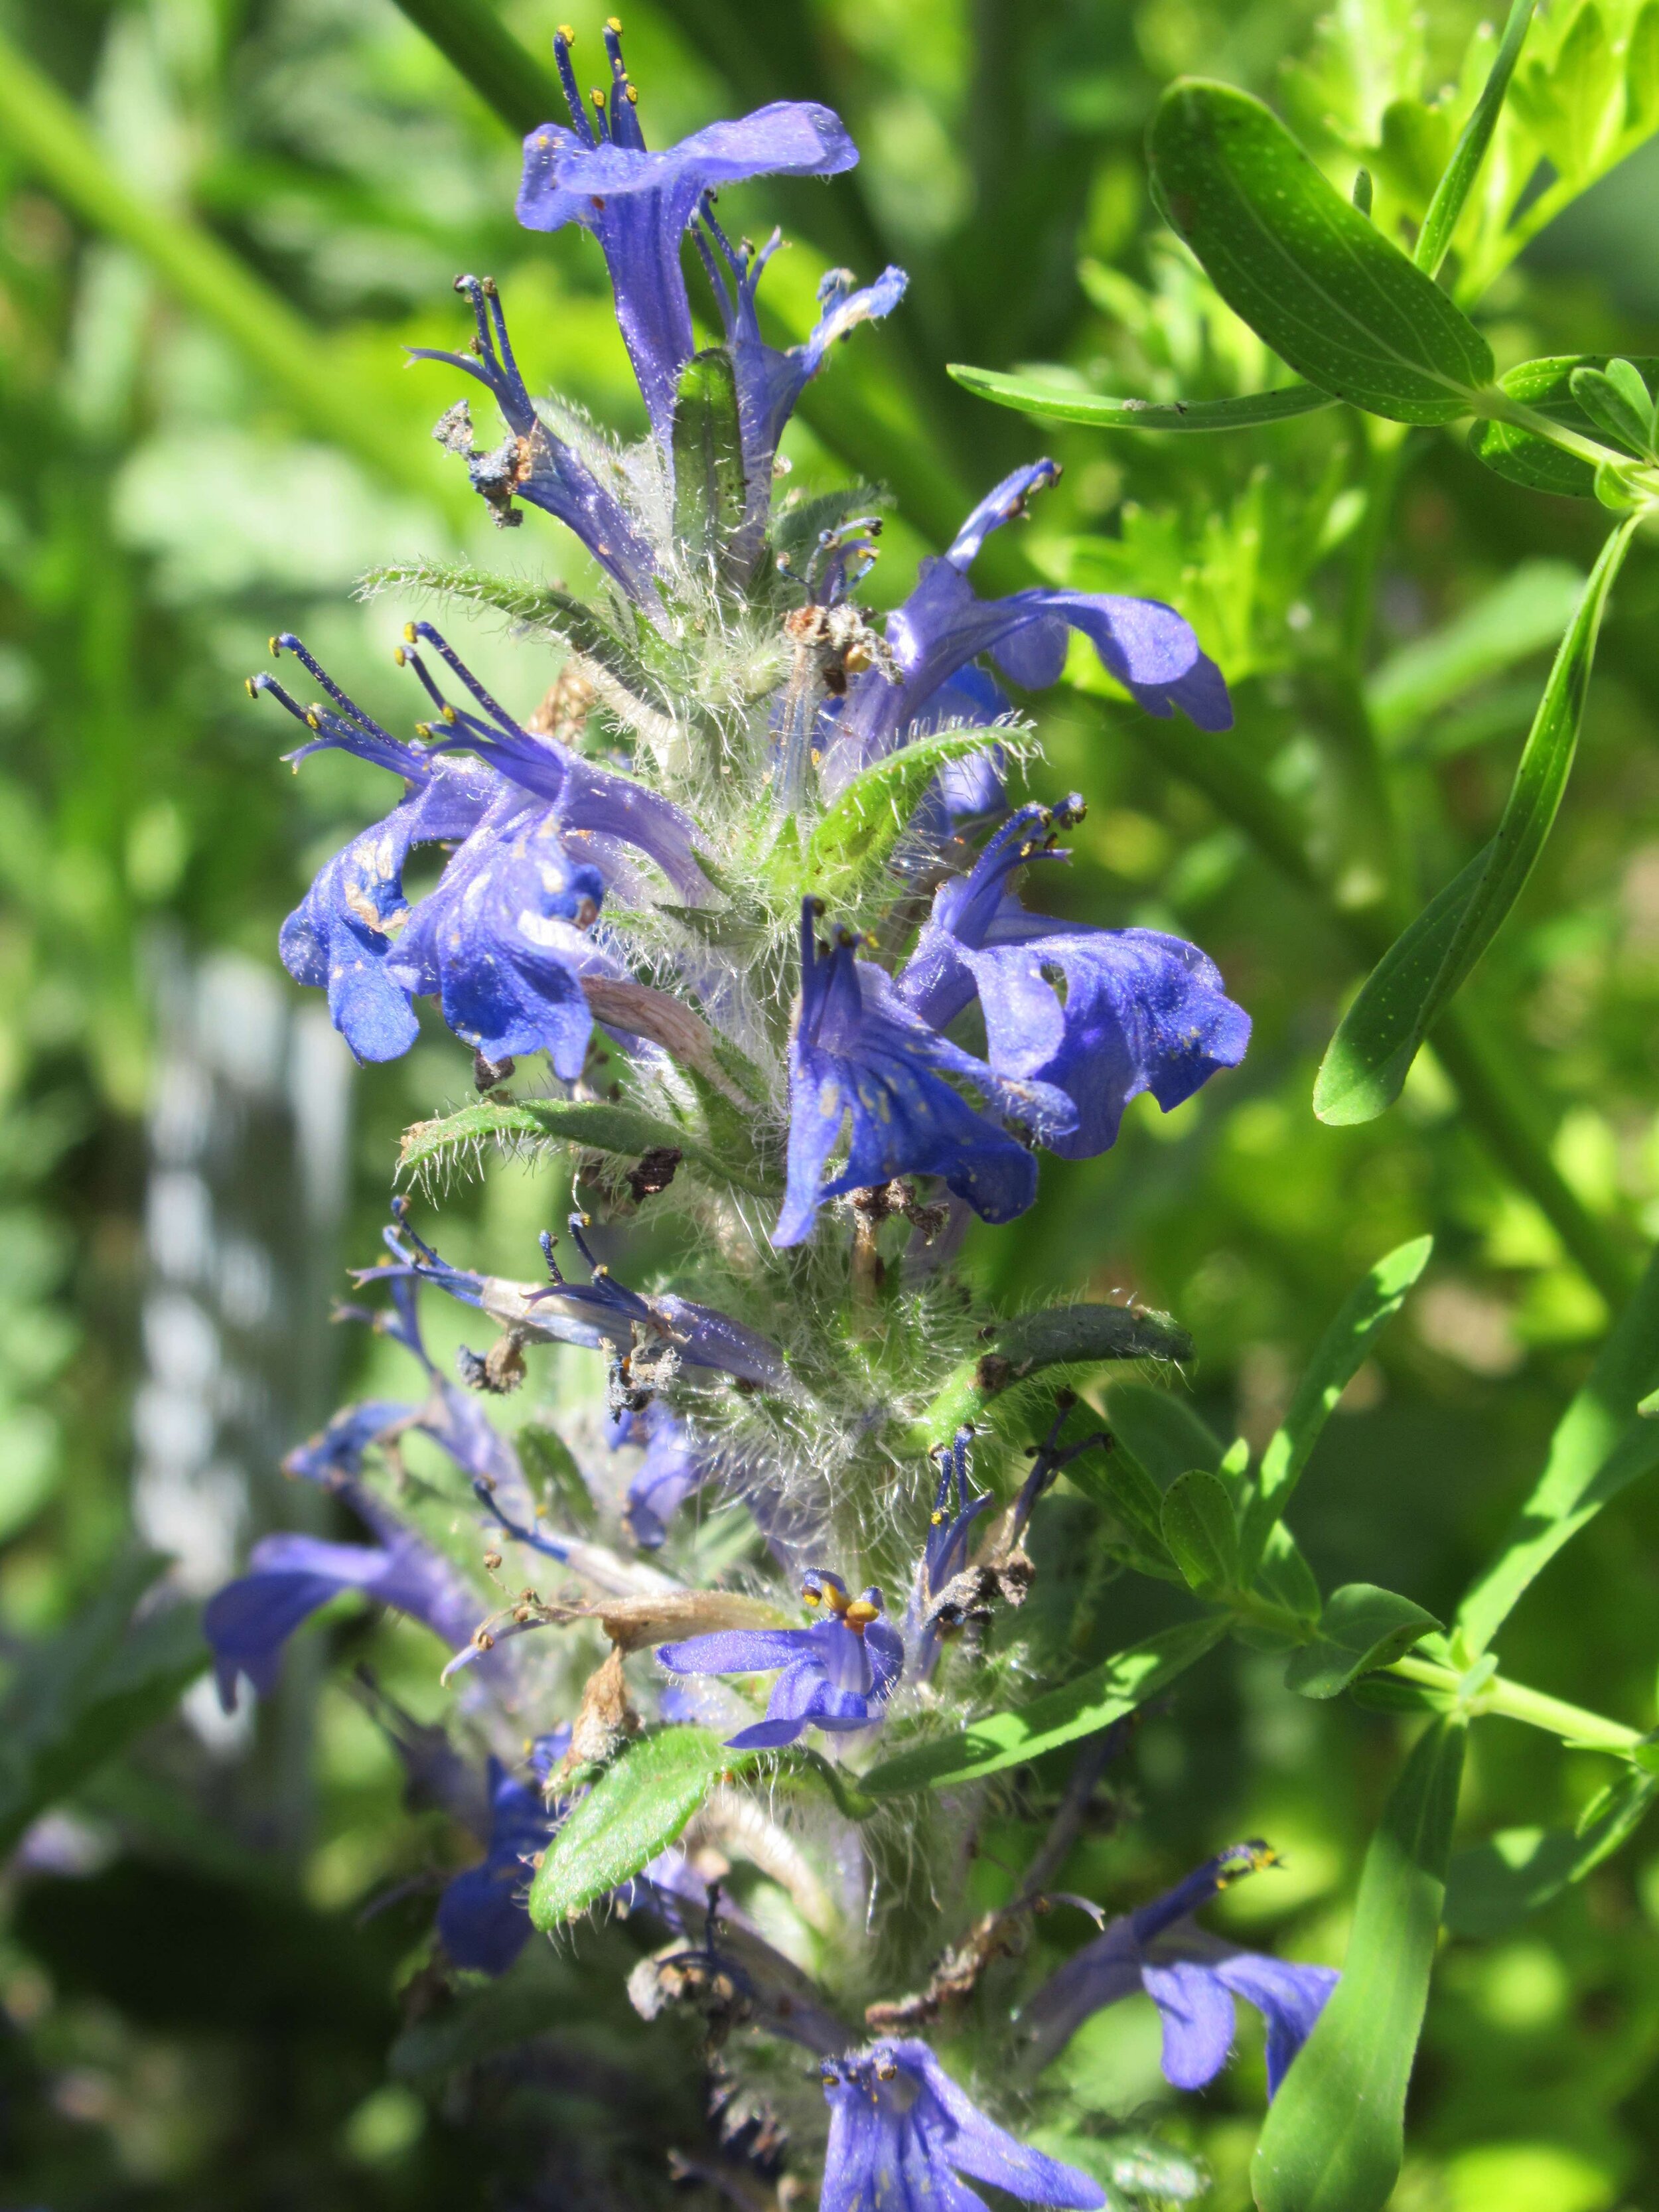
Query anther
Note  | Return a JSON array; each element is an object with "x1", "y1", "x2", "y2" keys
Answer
[
  {"x1": 821, "y1": 2072, "x2": 839, "y2": 2087},
  {"x1": 305, "y1": 708, "x2": 322, "y2": 730},
  {"x1": 876, "y1": 2063, "x2": 897, "y2": 2081},
  {"x1": 558, "y1": 23, "x2": 575, "y2": 41},
  {"x1": 591, "y1": 88, "x2": 606, "y2": 108},
  {"x1": 607, "y1": 12, "x2": 622, "y2": 27},
  {"x1": 268, "y1": 635, "x2": 282, "y2": 656},
  {"x1": 626, "y1": 84, "x2": 638, "y2": 102},
  {"x1": 244, "y1": 677, "x2": 257, "y2": 698},
  {"x1": 441, "y1": 703, "x2": 459, "y2": 724},
  {"x1": 393, "y1": 645, "x2": 406, "y2": 667},
  {"x1": 403, "y1": 622, "x2": 417, "y2": 643}
]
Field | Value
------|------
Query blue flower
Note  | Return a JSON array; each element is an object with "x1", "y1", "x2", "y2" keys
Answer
[
  {"x1": 436, "y1": 1744, "x2": 567, "y2": 1975},
  {"x1": 658, "y1": 1570, "x2": 904, "y2": 1751},
  {"x1": 257, "y1": 626, "x2": 709, "y2": 1069},
  {"x1": 203, "y1": 1522, "x2": 482, "y2": 1712},
  {"x1": 696, "y1": 215, "x2": 906, "y2": 571},
  {"x1": 411, "y1": 274, "x2": 662, "y2": 607},
  {"x1": 1019, "y1": 1844, "x2": 1338, "y2": 2099},
  {"x1": 518, "y1": 23, "x2": 856, "y2": 448},
  {"x1": 609, "y1": 1402, "x2": 713, "y2": 1548},
  {"x1": 774, "y1": 899, "x2": 1076, "y2": 1248},
  {"x1": 820, "y1": 461, "x2": 1232, "y2": 800},
  {"x1": 818, "y1": 2040, "x2": 1104, "y2": 2212},
  {"x1": 898, "y1": 800, "x2": 1250, "y2": 1157}
]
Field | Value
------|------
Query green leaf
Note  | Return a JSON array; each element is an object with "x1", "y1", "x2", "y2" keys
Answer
[
  {"x1": 946, "y1": 364, "x2": 1336, "y2": 433},
  {"x1": 397, "y1": 1094, "x2": 770, "y2": 1198},
  {"x1": 1104, "y1": 1382, "x2": 1224, "y2": 1483},
  {"x1": 0, "y1": 1553, "x2": 209, "y2": 1857},
  {"x1": 1457, "y1": 1243, "x2": 1659, "y2": 1655},
  {"x1": 1367, "y1": 560, "x2": 1587, "y2": 745},
  {"x1": 858, "y1": 1618, "x2": 1226, "y2": 1797},
  {"x1": 1256, "y1": 1522, "x2": 1326, "y2": 1622},
  {"x1": 1253, "y1": 1716, "x2": 1467, "y2": 2212},
  {"x1": 1058, "y1": 1438, "x2": 1176, "y2": 1566},
  {"x1": 1413, "y1": 0, "x2": 1536, "y2": 276},
  {"x1": 1443, "y1": 1774, "x2": 1658, "y2": 1937},
  {"x1": 1147, "y1": 81, "x2": 1494, "y2": 423},
  {"x1": 1161, "y1": 1469, "x2": 1242, "y2": 1593},
  {"x1": 671, "y1": 347, "x2": 749, "y2": 579},
  {"x1": 1469, "y1": 356, "x2": 1659, "y2": 496},
  {"x1": 1315, "y1": 518, "x2": 1636, "y2": 1124},
  {"x1": 1283, "y1": 1583, "x2": 1441, "y2": 1700},
  {"x1": 808, "y1": 724, "x2": 1009, "y2": 879},
  {"x1": 1242, "y1": 1238, "x2": 1433, "y2": 1568},
  {"x1": 528, "y1": 1727, "x2": 753, "y2": 1928},
  {"x1": 1570, "y1": 358, "x2": 1656, "y2": 457}
]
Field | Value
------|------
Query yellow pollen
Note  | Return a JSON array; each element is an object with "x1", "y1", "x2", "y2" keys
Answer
[
  {"x1": 844, "y1": 1599, "x2": 879, "y2": 1631},
  {"x1": 557, "y1": 22, "x2": 575, "y2": 40},
  {"x1": 394, "y1": 645, "x2": 407, "y2": 666},
  {"x1": 268, "y1": 634, "x2": 281, "y2": 656},
  {"x1": 591, "y1": 88, "x2": 606, "y2": 108},
  {"x1": 876, "y1": 2063, "x2": 897, "y2": 2081},
  {"x1": 244, "y1": 677, "x2": 257, "y2": 698},
  {"x1": 442, "y1": 703, "x2": 459, "y2": 723},
  {"x1": 930, "y1": 1510, "x2": 946, "y2": 1525},
  {"x1": 802, "y1": 1588, "x2": 822, "y2": 1605},
  {"x1": 305, "y1": 708, "x2": 321, "y2": 730},
  {"x1": 607, "y1": 13, "x2": 622, "y2": 28},
  {"x1": 626, "y1": 84, "x2": 638, "y2": 102},
  {"x1": 822, "y1": 2072, "x2": 839, "y2": 2087}
]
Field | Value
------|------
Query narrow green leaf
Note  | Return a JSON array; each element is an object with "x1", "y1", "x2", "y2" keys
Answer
[
  {"x1": 946, "y1": 364, "x2": 1336, "y2": 432},
  {"x1": 1253, "y1": 1716, "x2": 1467, "y2": 2212},
  {"x1": 398, "y1": 1095, "x2": 770, "y2": 1198},
  {"x1": 1058, "y1": 1437, "x2": 1176, "y2": 1564},
  {"x1": 1367, "y1": 560, "x2": 1587, "y2": 745},
  {"x1": 1283, "y1": 1584, "x2": 1441, "y2": 1700},
  {"x1": 1413, "y1": 0, "x2": 1537, "y2": 276},
  {"x1": 1148, "y1": 81, "x2": 1494, "y2": 423},
  {"x1": 672, "y1": 348, "x2": 749, "y2": 577},
  {"x1": 528, "y1": 1727, "x2": 754, "y2": 1928},
  {"x1": 808, "y1": 725, "x2": 1008, "y2": 879},
  {"x1": 1443, "y1": 1775, "x2": 1658, "y2": 1937},
  {"x1": 1315, "y1": 518, "x2": 1636, "y2": 1124},
  {"x1": 1242, "y1": 1238, "x2": 1433, "y2": 1567},
  {"x1": 1161, "y1": 1470, "x2": 1242, "y2": 1593},
  {"x1": 858, "y1": 1617, "x2": 1226, "y2": 1797},
  {"x1": 1469, "y1": 354, "x2": 1659, "y2": 496},
  {"x1": 1458, "y1": 1243, "x2": 1659, "y2": 1655}
]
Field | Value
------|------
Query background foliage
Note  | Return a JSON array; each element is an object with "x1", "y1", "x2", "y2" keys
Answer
[{"x1": 4, "y1": 0, "x2": 1659, "y2": 2205}]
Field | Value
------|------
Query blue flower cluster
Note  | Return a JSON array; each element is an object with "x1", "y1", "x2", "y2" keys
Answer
[{"x1": 213, "y1": 25, "x2": 1293, "y2": 2206}]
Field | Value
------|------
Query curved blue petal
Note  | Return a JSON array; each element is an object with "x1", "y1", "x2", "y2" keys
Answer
[
  {"x1": 204, "y1": 1537, "x2": 390, "y2": 1708},
  {"x1": 657, "y1": 1627, "x2": 816, "y2": 1675},
  {"x1": 1212, "y1": 1953, "x2": 1338, "y2": 2098},
  {"x1": 1141, "y1": 1958, "x2": 1237, "y2": 2091}
]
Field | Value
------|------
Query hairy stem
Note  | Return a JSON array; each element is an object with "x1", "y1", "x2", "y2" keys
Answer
[{"x1": 1385, "y1": 1655, "x2": 1645, "y2": 1753}]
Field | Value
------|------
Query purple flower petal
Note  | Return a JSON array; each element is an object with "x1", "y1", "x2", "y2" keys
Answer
[
  {"x1": 1142, "y1": 1958, "x2": 1237, "y2": 2091},
  {"x1": 1211, "y1": 1953, "x2": 1339, "y2": 2097}
]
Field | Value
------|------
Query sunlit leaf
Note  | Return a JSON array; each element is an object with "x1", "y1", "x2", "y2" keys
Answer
[
  {"x1": 1147, "y1": 80, "x2": 1494, "y2": 422},
  {"x1": 807, "y1": 725, "x2": 1009, "y2": 879},
  {"x1": 1242, "y1": 1237, "x2": 1433, "y2": 1565},
  {"x1": 947, "y1": 364, "x2": 1336, "y2": 431},
  {"x1": 528, "y1": 1728, "x2": 756, "y2": 1929},
  {"x1": 1254, "y1": 1716, "x2": 1467, "y2": 2212},
  {"x1": 1457, "y1": 1244, "x2": 1659, "y2": 1655},
  {"x1": 1443, "y1": 1773, "x2": 1658, "y2": 1936},
  {"x1": 1315, "y1": 518, "x2": 1636, "y2": 1124},
  {"x1": 1413, "y1": 0, "x2": 1536, "y2": 274},
  {"x1": 1469, "y1": 354, "x2": 1659, "y2": 496}
]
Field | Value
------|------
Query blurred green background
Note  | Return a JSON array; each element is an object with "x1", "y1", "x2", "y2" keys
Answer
[{"x1": 3, "y1": 0, "x2": 1659, "y2": 2205}]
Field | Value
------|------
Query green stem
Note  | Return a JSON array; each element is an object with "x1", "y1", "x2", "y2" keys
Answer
[
  {"x1": 1471, "y1": 386, "x2": 1623, "y2": 474},
  {"x1": 1385, "y1": 1654, "x2": 1644, "y2": 1753},
  {"x1": 0, "y1": 31, "x2": 459, "y2": 511}
]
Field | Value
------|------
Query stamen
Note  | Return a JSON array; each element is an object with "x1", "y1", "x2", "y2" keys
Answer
[
  {"x1": 551, "y1": 26, "x2": 595, "y2": 144},
  {"x1": 405, "y1": 621, "x2": 521, "y2": 737},
  {"x1": 271, "y1": 632, "x2": 390, "y2": 735}
]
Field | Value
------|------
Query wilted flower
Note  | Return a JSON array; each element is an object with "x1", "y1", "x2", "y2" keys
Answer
[{"x1": 1019, "y1": 1843, "x2": 1338, "y2": 2099}]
